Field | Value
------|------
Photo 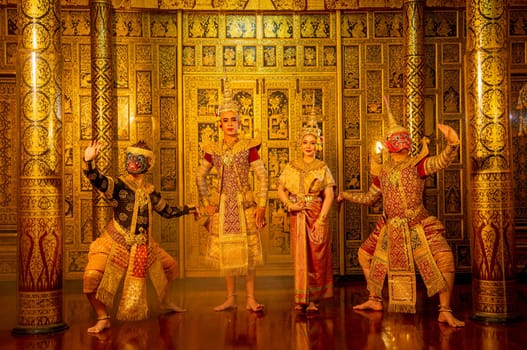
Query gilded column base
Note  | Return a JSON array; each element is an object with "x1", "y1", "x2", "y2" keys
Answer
[
  {"x1": 12, "y1": 323, "x2": 69, "y2": 336},
  {"x1": 11, "y1": 290, "x2": 69, "y2": 336},
  {"x1": 471, "y1": 278, "x2": 522, "y2": 323}
]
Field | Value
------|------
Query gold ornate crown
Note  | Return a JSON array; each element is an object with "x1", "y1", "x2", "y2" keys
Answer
[
  {"x1": 217, "y1": 78, "x2": 240, "y2": 115},
  {"x1": 298, "y1": 104, "x2": 323, "y2": 151}
]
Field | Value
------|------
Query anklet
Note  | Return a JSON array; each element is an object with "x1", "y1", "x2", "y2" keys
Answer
[{"x1": 438, "y1": 305, "x2": 453, "y2": 312}]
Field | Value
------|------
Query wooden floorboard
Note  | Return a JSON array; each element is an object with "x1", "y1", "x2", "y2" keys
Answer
[{"x1": 1, "y1": 276, "x2": 526, "y2": 349}]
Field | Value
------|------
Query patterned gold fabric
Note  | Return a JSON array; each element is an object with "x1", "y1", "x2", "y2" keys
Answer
[
  {"x1": 196, "y1": 138, "x2": 268, "y2": 276},
  {"x1": 278, "y1": 159, "x2": 335, "y2": 304},
  {"x1": 84, "y1": 220, "x2": 178, "y2": 320},
  {"x1": 345, "y1": 144, "x2": 458, "y2": 313},
  {"x1": 83, "y1": 163, "x2": 189, "y2": 321}
]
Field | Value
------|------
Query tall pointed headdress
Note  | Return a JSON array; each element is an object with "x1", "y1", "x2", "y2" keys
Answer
[
  {"x1": 383, "y1": 95, "x2": 412, "y2": 153},
  {"x1": 217, "y1": 77, "x2": 240, "y2": 115},
  {"x1": 383, "y1": 95, "x2": 408, "y2": 138},
  {"x1": 298, "y1": 91, "x2": 323, "y2": 150}
]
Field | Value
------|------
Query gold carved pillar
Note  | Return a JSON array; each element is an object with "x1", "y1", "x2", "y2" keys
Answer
[
  {"x1": 90, "y1": 0, "x2": 115, "y2": 237},
  {"x1": 403, "y1": 0, "x2": 425, "y2": 155},
  {"x1": 466, "y1": 0, "x2": 518, "y2": 322},
  {"x1": 13, "y1": 0, "x2": 68, "y2": 335}
]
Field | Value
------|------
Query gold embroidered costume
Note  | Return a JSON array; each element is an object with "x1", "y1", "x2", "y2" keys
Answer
[
  {"x1": 83, "y1": 163, "x2": 193, "y2": 321},
  {"x1": 278, "y1": 158, "x2": 335, "y2": 305},
  {"x1": 196, "y1": 137, "x2": 268, "y2": 276},
  {"x1": 345, "y1": 141, "x2": 459, "y2": 313}
]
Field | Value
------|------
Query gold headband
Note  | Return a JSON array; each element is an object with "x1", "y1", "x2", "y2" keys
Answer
[
  {"x1": 126, "y1": 146, "x2": 154, "y2": 158},
  {"x1": 218, "y1": 99, "x2": 240, "y2": 114}
]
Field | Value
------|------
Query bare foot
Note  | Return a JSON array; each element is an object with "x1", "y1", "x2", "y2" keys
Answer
[
  {"x1": 214, "y1": 295, "x2": 237, "y2": 312},
  {"x1": 353, "y1": 299, "x2": 383, "y2": 311},
  {"x1": 294, "y1": 304, "x2": 306, "y2": 312},
  {"x1": 246, "y1": 296, "x2": 264, "y2": 312},
  {"x1": 306, "y1": 302, "x2": 319, "y2": 313},
  {"x1": 438, "y1": 310, "x2": 465, "y2": 327},
  {"x1": 87, "y1": 318, "x2": 111, "y2": 334}
]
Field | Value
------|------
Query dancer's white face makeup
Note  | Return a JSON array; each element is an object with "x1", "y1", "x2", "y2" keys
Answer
[
  {"x1": 301, "y1": 134, "x2": 317, "y2": 159},
  {"x1": 220, "y1": 111, "x2": 240, "y2": 137}
]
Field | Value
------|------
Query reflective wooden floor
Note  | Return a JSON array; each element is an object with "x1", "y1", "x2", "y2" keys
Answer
[{"x1": 1, "y1": 276, "x2": 527, "y2": 350}]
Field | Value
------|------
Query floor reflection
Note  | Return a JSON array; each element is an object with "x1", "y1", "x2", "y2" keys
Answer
[
  {"x1": 1, "y1": 278, "x2": 527, "y2": 350},
  {"x1": 294, "y1": 314, "x2": 334, "y2": 350}
]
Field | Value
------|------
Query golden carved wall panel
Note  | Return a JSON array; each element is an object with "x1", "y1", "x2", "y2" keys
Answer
[{"x1": 1, "y1": 3, "x2": 526, "y2": 281}]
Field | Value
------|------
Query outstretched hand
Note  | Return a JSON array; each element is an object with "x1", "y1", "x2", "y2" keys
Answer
[
  {"x1": 84, "y1": 140, "x2": 102, "y2": 162},
  {"x1": 437, "y1": 124, "x2": 459, "y2": 145}
]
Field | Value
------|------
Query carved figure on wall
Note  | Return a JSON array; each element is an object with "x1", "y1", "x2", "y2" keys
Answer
[
  {"x1": 232, "y1": 90, "x2": 254, "y2": 137},
  {"x1": 263, "y1": 46, "x2": 277, "y2": 66},
  {"x1": 304, "y1": 46, "x2": 317, "y2": 66},
  {"x1": 183, "y1": 46, "x2": 196, "y2": 66},
  {"x1": 187, "y1": 14, "x2": 218, "y2": 38},
  {"x1": 323, "y1": 46, "x2": 336, "y2": 66},
  {"x1": 342, "y1": 14, "x2": 367, "y2": 38},
  {"x1": 243, "y1": 46, "x2": 256, "y2": 66},
  {"x1": 344, "y1": 72, "x2": 359, "y2": 89},
  {"x1": 300, "y1": 14, "x2": 330, "y2": 38},
  {"x1": 425, "y1": 12, "x2": 456, "y2": 37},
  {"x1": 443, "y1": 86, "x2": 459, "y2": 113},
  {"x1": 223, "y1": 46, "x2": 236, "y2": 66},
  {"x1": 263, "y1": 15, "x2": 293, "y2": 38},
  {"x1": 269, "y1": 199, "x2": 290, "y2": 255},
  {"x1": 283, "y1": 46, "x2": 297, "y2": 66},
  {"x1": 226, "y1": 15, "x2": 256, "y2": 38},
  {"x1": 268, "y1": 90, "x2": 289, "y2": 140},
  {"x1": 202, "y1": 46, "x2": 217, "y2": 66},
  {"x1": 268, "y1": 147, "x2": 289, "y2": 190},
  {"x1": 197, "y1": 89, "x2": 219, "y2": 116}
]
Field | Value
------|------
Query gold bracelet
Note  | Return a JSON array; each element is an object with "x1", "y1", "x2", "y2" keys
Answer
[{"x1": 315, "y1": 219, "x2": 326, "y2": 226}]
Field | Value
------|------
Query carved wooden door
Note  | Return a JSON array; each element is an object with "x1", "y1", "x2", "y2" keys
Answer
[{"x1": 183, "y1": 74, "x2": 338, "y2": 277}]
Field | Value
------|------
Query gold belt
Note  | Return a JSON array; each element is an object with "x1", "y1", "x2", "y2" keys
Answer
[
  {"x1": 388, "y1": 205, "x2": 427, "y2": 227},
  {"x1": 112, "y1": 219, "x2": 148, "y2": 246},
  {"x1": 289, "y1": 195, "x2": 321, "y2": 203}
]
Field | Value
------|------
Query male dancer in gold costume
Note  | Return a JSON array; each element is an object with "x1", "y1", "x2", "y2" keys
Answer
[
  {"x1": 83, "y1": 140, "x2": 196, "y2": 333},
  {"x1": 196, "y1": 88, "x2": 268, "y2": 312},
  {"x1": 338, "y1": 99, "x2": 465, "y2": 327}
]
